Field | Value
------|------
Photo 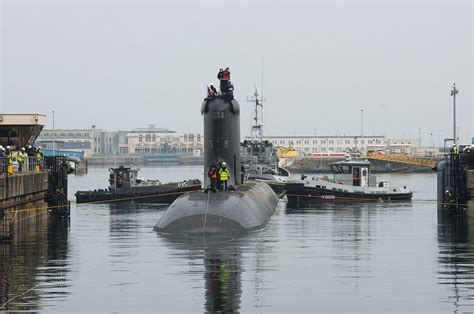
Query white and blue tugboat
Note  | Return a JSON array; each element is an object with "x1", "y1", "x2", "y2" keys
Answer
[{"x1": 285, "y1": 158, "x2": 413, "y2": 205}]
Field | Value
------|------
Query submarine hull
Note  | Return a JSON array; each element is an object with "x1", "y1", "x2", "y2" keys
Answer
[{"x1": 155, "y1": 181, "x2": 278, "y2": 234}]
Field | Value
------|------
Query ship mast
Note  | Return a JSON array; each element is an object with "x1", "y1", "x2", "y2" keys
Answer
[{"x1": 247, "y1": 89, "x2": 266, "y2": 143}]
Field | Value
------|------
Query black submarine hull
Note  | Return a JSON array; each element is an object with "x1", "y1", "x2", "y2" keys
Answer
[
  {"x1": 155, "y1": 181, "x2": 278, "y2": 234},
  {"x1": 75, "y1": 179, "x2": 201, "y2": 204}
]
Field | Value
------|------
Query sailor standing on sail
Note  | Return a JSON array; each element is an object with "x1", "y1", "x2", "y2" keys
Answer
[{"x1": 218, "y1": 67, "x2": 231, "y2": 94}]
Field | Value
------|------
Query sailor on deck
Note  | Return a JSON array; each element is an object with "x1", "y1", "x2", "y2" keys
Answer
[{"x1": 218, "y1": 162, "x2": 231, "y2": 191}]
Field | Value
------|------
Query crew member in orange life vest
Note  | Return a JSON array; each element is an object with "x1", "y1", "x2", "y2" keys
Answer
[{"x1": 208, "y1": 164, "x2": 218, "y2": 192}]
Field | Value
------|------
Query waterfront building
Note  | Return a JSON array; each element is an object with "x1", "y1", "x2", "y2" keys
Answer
[
  {"x1": 37, "y1": 127, "x2": 100, "y2": 157},
  {"x1": 122, "y1": 125, "x2": 204, "y2": 156},
  {"x1": 386, "y1": 139, "x2": 421, "y2": 155},
  {"x1": 252, "y1": 135, "x2": 386, "y2": 156}
]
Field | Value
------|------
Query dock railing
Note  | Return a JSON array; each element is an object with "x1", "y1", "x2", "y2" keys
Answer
[{"x1": 0, "y1": 157, "x2": 46, "y2": 176}]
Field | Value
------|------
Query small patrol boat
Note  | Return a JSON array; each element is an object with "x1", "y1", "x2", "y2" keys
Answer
[
  {"x1": 241, "y1": 90, "x2": 290, "y2": 195},
  {"x1": 285, "y1": 158, "x2": 413, "y2": 205},
  {"x1": 75, "y1": 166, "x2": 201, "y2": 204}
]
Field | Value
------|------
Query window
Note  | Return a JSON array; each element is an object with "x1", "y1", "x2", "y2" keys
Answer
[
  {"x1": 304, "y1": 140, "x2": 309, "y2": 144},
  {"x1": 145, "y1": 134, "x2": 152, "y2": 142},
  {"x1": 313, "y1": 140, "x2": 317, "y2": 144},
  {"x1": 152, "y1": 134, "x2": 156, "y2": 142},
  {"x1": 212, "y1": 111, "x2": 225, "y2": 120},
  {"x1": 189, "y1": 134, "x2": 195, "y2": 142},
  {"x1": 184, "y1": 134, "x2": 187, "y2": 142},
  {"x1": 297, "y1": 140, "x2": 301, "y2": 144},
  {"x1": 321, "y1": 140, "x2": 326, "y2": 144},
  {"x1": 197, "y1": 134, "x2": 201, "y2": 142},
  {"x1": 329, "y1": 140, "x2": 334, "y2": 144},
  {"x1": 139, "y1": 135, "x2": 143, "y2": 142}
]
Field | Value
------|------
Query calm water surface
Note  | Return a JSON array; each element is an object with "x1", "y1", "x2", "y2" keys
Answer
[{"x1": 1, "y1": 166, "x2": 474, "y2": 313}]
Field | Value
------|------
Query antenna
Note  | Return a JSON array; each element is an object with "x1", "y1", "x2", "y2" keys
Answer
[
  {"x1": 261, "y1": 56, "x2": 264, "y2": 101},
  {"x1": 246, "y1": 89, "x2": 266, "y2": 142}
]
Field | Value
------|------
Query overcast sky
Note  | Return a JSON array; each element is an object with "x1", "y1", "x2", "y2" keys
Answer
[{"x1": 0, "y1": 0, "x2": 472, "y2": 145}]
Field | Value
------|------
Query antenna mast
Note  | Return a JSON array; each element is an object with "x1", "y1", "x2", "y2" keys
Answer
[{"x1": 247, "y1": 89, "x2": 266, "y2": 142}]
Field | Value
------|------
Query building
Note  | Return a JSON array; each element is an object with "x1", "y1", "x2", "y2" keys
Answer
[
  {"x1": 123, "y1": 125, "x2": 204, "y2": 156},
  {"x1": 37, "y1": 127, "x2": 98, "y2": 157},
  {"x1": 386, "y1": 139, "x2": 421, "y2": 155},
  {"x1": 36, "y1": 126, "x2": 125, "y2": 157},
  {"x1": 0, "y1": 114, "x2": 47, "y2": 148},
  {"x1": 254, "y1": 135, "x2": 386, "y2": 155}
]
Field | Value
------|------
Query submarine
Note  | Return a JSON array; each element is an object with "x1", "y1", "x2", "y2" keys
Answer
[{"x1": 155, "y1": 76, "x2": 278, "y2": 234}]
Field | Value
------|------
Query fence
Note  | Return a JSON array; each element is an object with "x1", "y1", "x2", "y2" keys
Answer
[{"x1": 0, "y1": 157, "x2": 46, "y2": 176}]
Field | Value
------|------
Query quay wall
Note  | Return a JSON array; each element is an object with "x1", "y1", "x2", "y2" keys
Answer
[
  {"x1": 0, "y1": 172, "x2": 49, "y2": 212},
  {"x1": 467, "y1": 170, "x2": 474, "y2": 218}
]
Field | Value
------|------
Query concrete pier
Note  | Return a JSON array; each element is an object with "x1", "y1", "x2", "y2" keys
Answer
[{"x1": 0, "y1": 172, "x2": 49, "y2": 212}]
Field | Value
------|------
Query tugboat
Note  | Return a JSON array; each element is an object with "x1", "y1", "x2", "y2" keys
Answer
[
  {"x1": 75, "y1": 166, "x2": 201, "y2": 204},
  {"x1": 241, "y1": 90, "x2": 290, "y2": 195},
  {"x1": 285, "y1": 157, "x2": 413, "y2": 206}
]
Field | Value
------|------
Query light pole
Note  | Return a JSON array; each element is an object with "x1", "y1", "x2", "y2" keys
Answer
[
  {"x1": 361, "y1": 109, "x2": 364, "y2": 153},
  {"x1": 451, "y1": 83, "x2": 459, "y2": 146},
  {"x1": 52, "y1": 110, "x2": 55, "y2": 156}
]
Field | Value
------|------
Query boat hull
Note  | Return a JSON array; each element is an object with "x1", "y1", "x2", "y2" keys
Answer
[
  {"x1": 155, "y1": 181, "x2": 278, "y2": 235},
  {"x1": 285, "y1": 182, "x2": 413, "y2": 205},
  {"x1": 75, "y1": 179, "x2": 201, "y2": 204}
]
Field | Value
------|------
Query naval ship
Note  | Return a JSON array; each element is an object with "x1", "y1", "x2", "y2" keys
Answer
[
  {"x1": 155, "y1": 71, "x2": 278, "y2": 234},
  {"x1": 240, "y1": 90, "x2": 290, "y2": 195}
]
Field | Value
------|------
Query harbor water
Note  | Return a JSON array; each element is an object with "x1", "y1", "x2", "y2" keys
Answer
[{"x1": 2, "y1": 166, "x2": 474, "y2": 312}]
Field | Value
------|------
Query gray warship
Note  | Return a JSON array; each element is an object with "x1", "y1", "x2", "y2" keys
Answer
[
  {"x1": 240, "y1": 89, "x2": 290, "y2": 195},
  {"x1": 155, "y1": 74, "x2": 278, "y2": 235}
]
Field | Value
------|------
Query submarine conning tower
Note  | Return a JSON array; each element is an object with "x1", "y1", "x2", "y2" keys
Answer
[
  {"x1": 155, "y1": 72, "x2": 278, "y2": 235},
  {"x1": 201, "y1": 96, "x2": 241, "y2": 187}
]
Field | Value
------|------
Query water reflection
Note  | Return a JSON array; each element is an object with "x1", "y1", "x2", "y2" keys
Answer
[
  {"x1": 437, "y1": 211, "x2": 474, "y2": 310},
  {"x1": 163, "y1": 235, "x2": 244, "y2": 312},
  {"x1": 0, "y1": 213, "x2": 70, "y2": 311}
]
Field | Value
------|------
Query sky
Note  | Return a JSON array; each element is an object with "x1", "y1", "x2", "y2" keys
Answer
[{"x1": 0, "y1": 0, "x2": 472, "y2": 145}]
